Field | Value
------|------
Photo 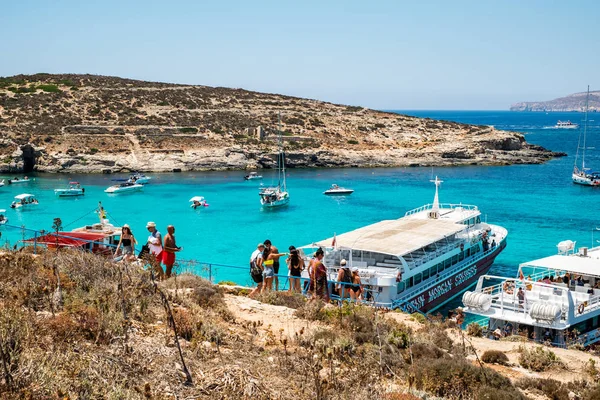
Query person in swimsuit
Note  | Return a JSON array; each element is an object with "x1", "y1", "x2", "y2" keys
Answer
[
  {"x1": 264, "y1": 239, "x2": 282, "y2": 291},
  {"x1": 309, "y1": 248, "x2": 329, "y2": 302},
  {"x1": 349, "y1": 267, "x2": 362, "y2": 301},
  {"x1": 335, "y1": 259, "x2": 352, "y2": 299},
  {"x1": 262, "y1": 245, "x2": 287, "y2": 293},
  {"x1": 287, "y1": 246, "x2": 304, "y2": 293},
  {"x1": 114, "y1": 224, "x2": 137, "y2": 261},
  {"x1": 162, "y1": 225, "x2": 181, "y2": 278}
]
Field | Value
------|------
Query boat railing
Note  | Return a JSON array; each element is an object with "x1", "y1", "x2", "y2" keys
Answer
[
  {"x1": 393, "y1": 238, "x2": 504, "y2": 308},
  {"x1": 404, "y1": 203, "x2": 478, "y2": 216}
]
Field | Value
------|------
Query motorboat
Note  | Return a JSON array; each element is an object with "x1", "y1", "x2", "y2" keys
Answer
[
  {"x1": 54, "y1": 181, "x2": 85, "y2": 197},
  {"x1": 104, "y1": 182, "x2": 143, "y2": 194},
  {"x1": 189, "y1": 196, "x2": 209, "y2": 209},
  {"x1": 299, "y1": 177, "x2": 507, "y2": 313},
  {"x1": 244, "y1": 172, "x2": 263, "y2": 180},
  {"x1": 129, "y1": 172, "x2": 151, "y2": 185},
  {"x1": 8, "y1": 177, "x2": 30, "y2": 184},
  {"x1": 259, "y1": 115, "x2": 290, "y2": 208},
  {"x1": 324, "y1": 184, "x2": 354, "y2": 195},
  {"x1": 0, "y1": 210, "x2": 7, "y2": 225},
  {"x1": 0, "y1": 179, "x2": 4, "y2": 187},
  {"x1": 555, "y1": 120, "x2": 578, "y2": 129},
  {"x1": 10, "y1": 194, "x2": 38, "y2": 209},
  {"x1": 462, "y1": 240, "x2": 600, "y2": 348},
  {"x1": 23, "y1": 202, "x2": 122, "y2": 255},
  {"x1": 572, "y1": 87, "x2": 600, "y2": 186}
]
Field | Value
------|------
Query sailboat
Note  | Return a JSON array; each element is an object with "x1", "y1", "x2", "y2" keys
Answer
[
  {"x1": 572, "y1": 86, "x2": 600, "y2": 186},
  {"x1": 259, "y1": 115, "x2": 290, "y2": 208}
]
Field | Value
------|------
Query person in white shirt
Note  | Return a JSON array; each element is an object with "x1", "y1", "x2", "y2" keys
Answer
[
  {"x1": 249, "y1": 243, "x2": 265, "y2": 298},
  {"x1": 146, "y1": 221, "x2": 163, "y2": 277}
]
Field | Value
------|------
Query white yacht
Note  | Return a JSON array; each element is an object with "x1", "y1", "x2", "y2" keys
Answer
[
  {"x1": 324, "y1": 184, "x2": 354, "y2": 195},
  {"x1": 244, "y1": 172, "x2": 263, "y2": 181},
  {"x1": 104, "y1": 182, "x2": 143, "y2": 194},
  {"x1": 462, "y1": 240, "x2": 600, "y2": 348},
  {"x1": 54, "y1": 181, "x2": 85, "y2": 197},
  {"x1": 300, "y1": 177, "x2": 507, "y2": 313},
  {"x1": 572, "y1": 87, "x2": 600, "y2": 186},
  {"x1": 555, "y1": 120, "x2": 578, "y2": 129},
  {"x1": 259, "y1": 116, "x2": 289, "y2": 208}
]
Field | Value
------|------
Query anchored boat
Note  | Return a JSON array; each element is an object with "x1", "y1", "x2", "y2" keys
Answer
[
  {"x1": 10, "y1": 194, "x2": 38, "y2": 209},
  {"x1": 324, "y1": 184, "x2": 354, "y2": 195},
  {"x1": 8, "y1": 177, "x2": 30, "y2": 184},
  {"x1": 55, "y1": 182, "x2": 85, "y2": 197},
  {"x1": 555, "y1": 120, "x2": 578, "y2": 129},
  {"x1": 572, "y1": 86, "x2": 600, "y2": 186},
  {"x1": 462, "y1": 240, "x2": 600, "y2": 348},
  {"x1": 300, "y1": 177, "x2": 507, "y2": 313},
  {"x1": 189, "y1": 196, "x2": 209, "y2": 209},
  {"x1": 259, "y1": 115, "x2": 289, "y2": 208},
  {"x1": 244, "y1": 172, "x2": 263, "y2": 181},
  {"x1": 105, "y1": 182, "x2": 143, "y2": 194},
  {"x1": 0, "y1": 209, "x2": 7, "y2": 225}
]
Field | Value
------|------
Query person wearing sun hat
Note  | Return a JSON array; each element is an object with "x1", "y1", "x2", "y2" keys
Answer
[
  {"x1": 146, "y1": 221, "x2": 164, "y2": 276},
  {"x1": 335, "y1": 259, "x2": 352, "y2": 298},
  {"x1": 114, "y1": 223, "x2": 137, "y2": 261}
]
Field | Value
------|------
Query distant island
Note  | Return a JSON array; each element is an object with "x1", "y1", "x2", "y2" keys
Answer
[
  {"x1": 0, "y1": 73, "x2": 562, "y2": 173},
  {"x1": 510, "y1": 89, "x2": 600, "y2": 112}
]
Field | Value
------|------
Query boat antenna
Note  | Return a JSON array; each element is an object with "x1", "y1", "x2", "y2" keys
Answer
[{"x1": 428, "y1": 176, "x2": 442, "y2": 219}]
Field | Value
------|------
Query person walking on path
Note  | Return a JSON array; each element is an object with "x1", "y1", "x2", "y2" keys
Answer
[
  {"x1": 287, "y1": 246, "x2": 304, "y2": 293},
  {"x1": 249, "y1": 243, "x2": 265, "y2": 298},
  {"x1": 146, "y1": 222, "x2": 164, "y2": 278},
  {"x1": 264, "y1": 239, "x2": 282, "y2": 291},
  {"x1": 162, "y1": 225, "x2": 181, "y2": 279}
]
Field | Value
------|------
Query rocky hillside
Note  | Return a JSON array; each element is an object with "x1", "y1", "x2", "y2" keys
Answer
[
  {"x1": 0, "y1": 73, "x2": 562, "y2": 173},
  {"x1": 510, "y1": 90, "x2": 600, "y2": 112}
]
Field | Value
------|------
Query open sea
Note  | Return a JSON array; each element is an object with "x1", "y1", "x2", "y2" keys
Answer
[{"x1": 1, "y1": 111, "x2": 600, "y2": 302}]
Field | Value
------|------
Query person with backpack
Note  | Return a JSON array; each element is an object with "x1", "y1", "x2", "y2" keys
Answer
[{"x1": 249, "y1": 243, "x2": 265, "y2": 298}]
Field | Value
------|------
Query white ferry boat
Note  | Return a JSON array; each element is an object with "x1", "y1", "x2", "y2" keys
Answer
[
  {"x1": 555, "y1": 120, "x2": 578, "y2": 129},
  {"x1": 462, "y1": 240, "x2": 600, "y2": 348},
  {"x1": 300, "y1": 177, "x2": 507, "y2": 313}
]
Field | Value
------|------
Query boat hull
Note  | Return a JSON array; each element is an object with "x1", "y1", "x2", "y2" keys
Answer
[
  {"x1": 405, "y1": 240, "x2": 507, "y2": 314},
  {"x1": 572, "y1": 173, "x2": 600, "y2": 186},
  {"x1": 55, "y1": 190, "x2": 84, "y2": 197},
  {"x1": 324, "y1": 190, "x2": 354, "y2": 195},
  {"x1": 104, "y1": 185, "x2": 143, "y2": 194}
]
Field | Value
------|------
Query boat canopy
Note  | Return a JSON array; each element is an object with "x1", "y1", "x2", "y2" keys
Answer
[
  {"x1": 189, "y1": 196, "x2": 205, "y2": 202},
  {"x1": 520, "y1": 254, "x2": 600, "y2": 278},
  {"x1": 23, "y1": 232, "x2": 107, "y2": 248},
  {"x1": 14, "y1": 193, "x2": 35, "y2": 200},
  {"x1": 313, "y1": 218, "x2": 466, "y2": 257}
]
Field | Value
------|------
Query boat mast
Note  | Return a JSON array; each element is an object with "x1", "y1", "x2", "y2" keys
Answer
[
  {"x1": 582, "y1": 86, "x2": 590, "y2": 171},
  {"x1": 278, "y1": 112, "x2": 287, "y2": 192}
]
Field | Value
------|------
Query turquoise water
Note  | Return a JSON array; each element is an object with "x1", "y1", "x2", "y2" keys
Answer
[{"x1": 1, "y1": 111, "x2": 599, "y2": 290}]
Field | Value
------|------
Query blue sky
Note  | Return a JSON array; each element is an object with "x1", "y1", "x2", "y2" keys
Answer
[{"x1": 1, "y1": 0, "x2": 598, "y2": 109}]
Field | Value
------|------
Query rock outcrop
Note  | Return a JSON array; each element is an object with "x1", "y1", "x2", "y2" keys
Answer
[
  {"x1": 510, "y1": 89, "x2": 600, "y2": 112},
  {"x1": 0, "y1": 73, "x2": 563, "y2": 173}
]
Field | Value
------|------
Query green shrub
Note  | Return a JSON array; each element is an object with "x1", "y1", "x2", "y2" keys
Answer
[
  {"x1": 89, "y1": 148, "x2": 99, "y2": 154},
  {"x1": 37, "y1": 84, "x2": 61, "y2": 93},
  {"x1": 481, "y1": 350, "x2": 509, "y2": 365},
  {"x1": 518, "y1": 346, "x2": 563, "y2": 372},
  {"x1": 217, "y1": 280, "x2": 236, "y2": 286},
  {"x1": 466, "y1": 322, "x2": 483, "y2": 337},
  {"x1": 257, "y1": 291, "x2": 306, "y2": 309},
  {"x1": 345, "y1": 105, "x2": 363, "y2": 112},
  {"x1": 411, "y1": 312, "x2": 426, "y2": 324},
  {"x1": 347, "y1": 139, "x2": 359, "y2": 145},
  {"x1": 178, "y1": 127, "x2": 198, "y2": 133}
]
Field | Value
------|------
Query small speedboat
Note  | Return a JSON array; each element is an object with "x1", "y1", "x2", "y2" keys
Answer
[
  {"x1": 129, "y1": 172, "x2": 151, "y2": 185},
  {"x1": 55, "y1": 182, "x2": 85, "y2": 197},
  {"x1": 8, "y1": 177, "x2": 30, "y2": 184},
  {"x1": 323, "y1": 184, "x2": 354, "y2": 195},
  {"x1": 190, "y1": 196, "x2": 209, "y2": 209},
  {"x1": 104, "y1": 182, "x2": 143, "y2": 194},
  {"x1": 0, "y1": 210, "x2": 7, "y2": 225},
  {"x1": 10, "y1": 193, "x2": 38, "y2": 209},
  {"x1": 244, "y1": 172, "x2": 263, "y2": 181}
]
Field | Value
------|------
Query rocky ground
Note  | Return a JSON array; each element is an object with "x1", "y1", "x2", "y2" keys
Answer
[
  {"x1": 0, "y1": 74, "x2": 564, "y2": 173},
  {"x1": 1, "y1": 249, "x2": 599, "y2": 399}
]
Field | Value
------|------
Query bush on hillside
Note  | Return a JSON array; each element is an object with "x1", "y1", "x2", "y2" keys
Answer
[
  {"x1": 481, "y1": 350, "x2": 509, "y2": 365},
  {"x1": 518, "y1": 346, "x2": 563, "y2": 372},
  {"x1": 466, "y1": 322, "x2": 483, "y2": 337}
]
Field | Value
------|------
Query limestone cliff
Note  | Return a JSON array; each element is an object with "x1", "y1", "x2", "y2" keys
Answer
[{"x1": 0, "y1": 73, "x2": 563, "y2": 173}]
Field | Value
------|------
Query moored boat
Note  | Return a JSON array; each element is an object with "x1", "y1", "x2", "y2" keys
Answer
[
  {"x1": 8, "y1": 177, "x2": 30, "y2": 184},
  {"x1": 300, "y1": 177, "x2": 507, "y2": 313},
  {"x1": 189, "y1": 196, "x2": 209, "y2": 209},
  {"x1": 129, "y1": 172, "x2": 151, "y2": 184},
  {"x1": 259, "y1": 115, "x2": 289, "y2": 208},
  {"x1": 244, "y1": 172, "x2": 263, "y2": 180},
  {"x1": 10, "y1": 194, "x2": 38, "y2": 209},
  {"x1": 462, "y1": 240, "x2": 600, "y2": 348},
  {"x1": 54, "y1": 182, "x2": 85, "y2": 197},
  {"x1": 324, "y1": 184, "x2": 354, "y2": 195},
  {"x1": 572, "y1": 86, "x2": 600, "y2": 186},
  {"x1": 104, "y1": 182, "x2": 143, "y2": 194}
]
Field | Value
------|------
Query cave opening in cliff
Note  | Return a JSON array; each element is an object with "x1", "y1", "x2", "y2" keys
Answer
[{"x1": 21, "y1": 145, "x2": 36, "y2": 173}]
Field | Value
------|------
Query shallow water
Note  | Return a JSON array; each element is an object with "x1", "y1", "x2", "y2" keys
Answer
[{"x1": 1, "y1": 111, "x2": 599, "y2": 296}]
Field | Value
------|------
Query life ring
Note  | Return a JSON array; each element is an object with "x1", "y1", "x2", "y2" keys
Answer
[{"x1": 578, "y1": 303, "x2": 585, "y2": 314}]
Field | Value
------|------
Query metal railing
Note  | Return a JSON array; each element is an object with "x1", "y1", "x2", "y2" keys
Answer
[{"x1": 404, "y1": 203, "x2": 478, "y2": 216}]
